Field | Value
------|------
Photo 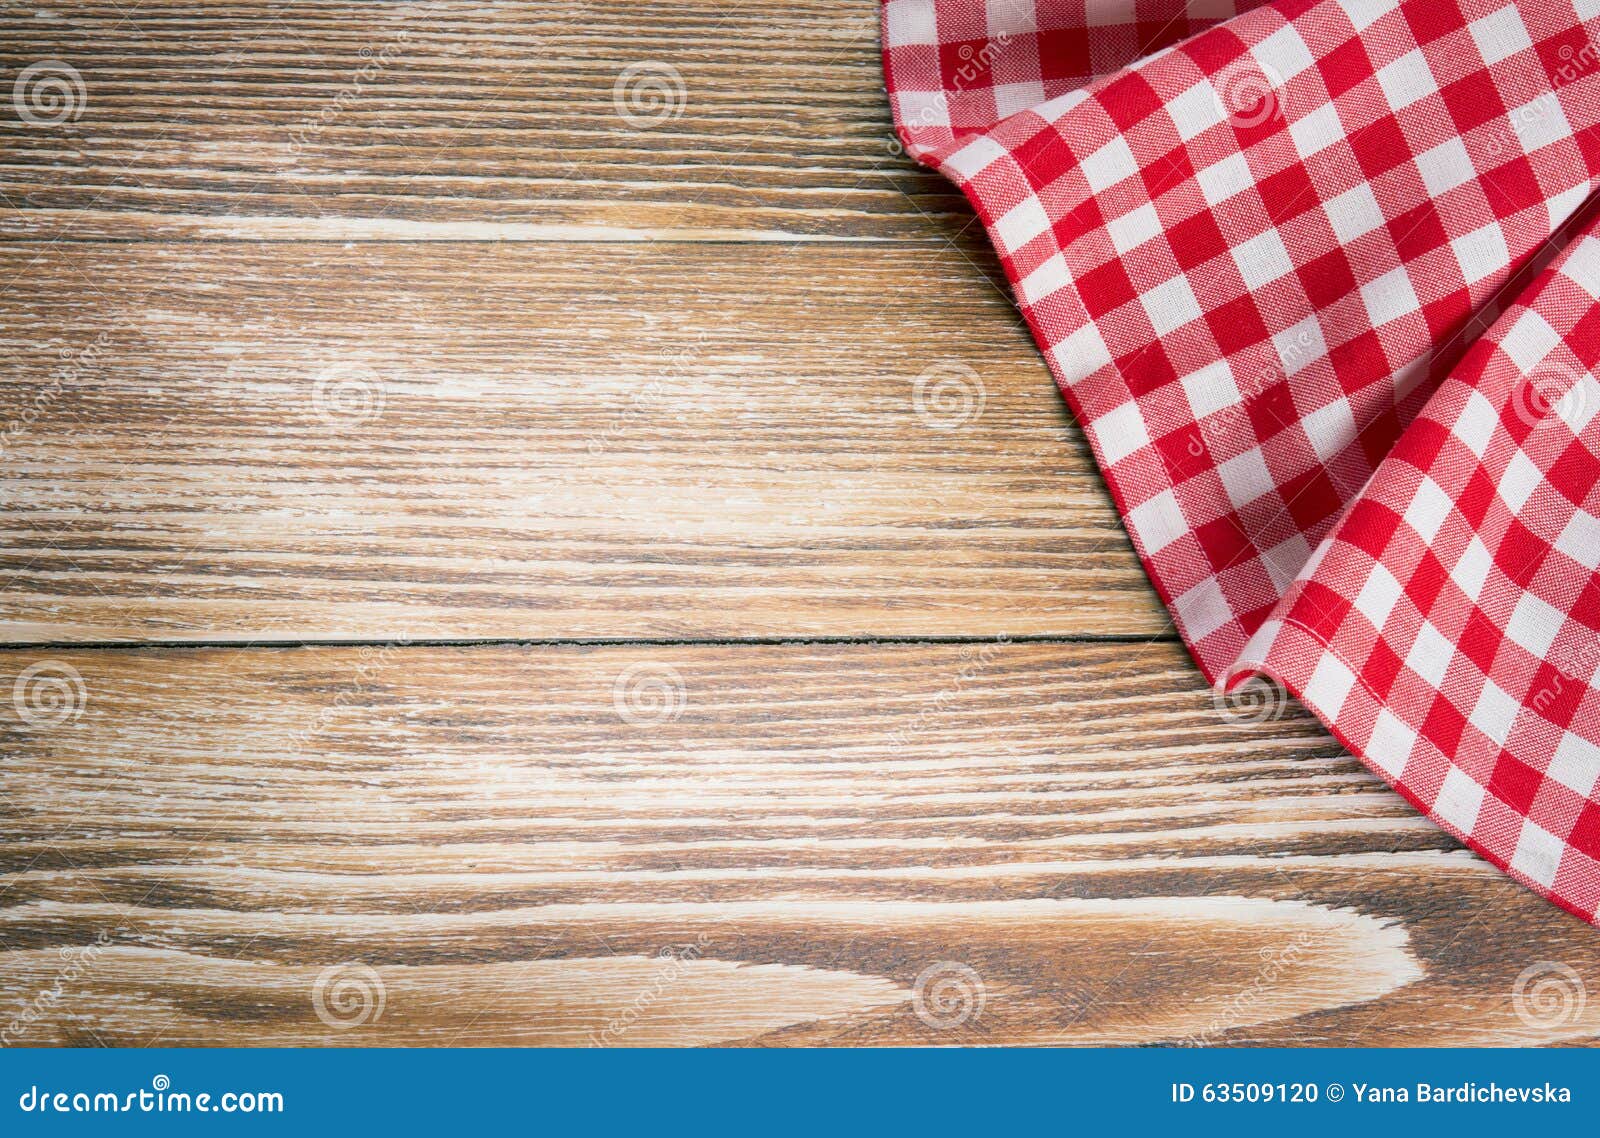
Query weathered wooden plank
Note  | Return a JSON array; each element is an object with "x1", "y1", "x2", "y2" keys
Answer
[
  {"x1": 2, "y1": 642, "x2": 1597, "y2": 1046},
  {"x1": 0, "y1": 240, "x2": 1163, "y2": 642},
  {"x1": 0, "y1": 1, "x2": 965, "y2": 242}
]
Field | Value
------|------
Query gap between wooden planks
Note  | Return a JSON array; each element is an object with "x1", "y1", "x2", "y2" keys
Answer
[
  {"x1": 0, "y1": 0, "x2": 1164, "y2": 642},
  {"x1": 3, "y1": 639, "x2": 1599, "y2": 1047},
  {"x1": 0, "y1": 0, "x2": 962, "y2": 242},
  {"x1": 0, "y1": 239, "x2": 1163, "y2": 642}
]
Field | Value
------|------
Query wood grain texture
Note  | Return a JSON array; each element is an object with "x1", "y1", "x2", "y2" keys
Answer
[
  {"x1": 7, "y1": 0, "x2": 1595, "y2": 1053},
  {"x1": 0, "y1": 0, "x2": 965, "y2": 242},
  {"x1": 0, "y1": 239, "x2": 1163, "y2": 642},
  {"x1": 2, "y1": 642, "x2": 1598, "y2": 1047}
]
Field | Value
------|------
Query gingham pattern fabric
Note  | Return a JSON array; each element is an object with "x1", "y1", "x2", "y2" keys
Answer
[{"x1": 883, "y1": 0, "x2": 1600, "y2": 924}]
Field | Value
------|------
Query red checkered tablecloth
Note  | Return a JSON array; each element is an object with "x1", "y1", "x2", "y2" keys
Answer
[{"x1": 883, "y1": 0, "x2": 1600, "y2": 924}]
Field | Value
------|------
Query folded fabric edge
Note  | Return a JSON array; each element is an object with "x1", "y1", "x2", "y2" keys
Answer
[
  {"x1": 880, "y1": 2, "x2": 1332, "y2": 683},
  {"x1": 1219, "y1": 203, "x2": 1600, "y2": 927},
  {"x1": 879, "y1": 3, "x2": 1600, "y2": 927},
  {"x1": 888, "y1": 110, "x2": 1231, "y2": 683},
  {"x1": 922, "y1": 116, "x2": 1600, "y2": 923},
  {"x1": 1233, "y1": 618, "x2": 1600, "y2": 926}
]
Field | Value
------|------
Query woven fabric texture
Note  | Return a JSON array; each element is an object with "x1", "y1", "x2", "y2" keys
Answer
[{"x1": 883, "y1": 0, "x2": 1600, "y2": 923}]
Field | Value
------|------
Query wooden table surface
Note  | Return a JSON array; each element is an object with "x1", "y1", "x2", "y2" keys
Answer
[{"x1": 2, "y1": 1, "x2": 1597, "y2": 1048}]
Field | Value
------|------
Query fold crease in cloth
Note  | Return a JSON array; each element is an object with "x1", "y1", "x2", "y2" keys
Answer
[{"x1": 882, "y1": 0, "x2": 1600, "y2": 924}]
